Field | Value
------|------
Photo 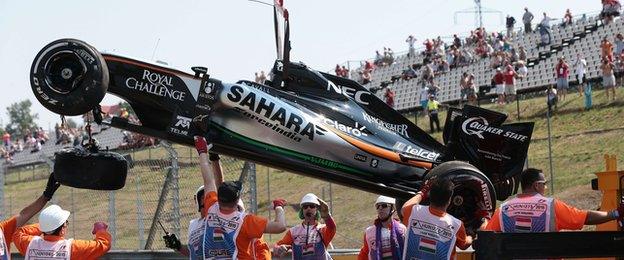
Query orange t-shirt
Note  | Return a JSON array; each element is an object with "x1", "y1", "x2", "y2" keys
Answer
[
  {"x1": 203, "y1": 191, "x2": 268, "y2": 259},
  {"x1": 402, "y1": 204, "x2": 469, "y2": 259},
  {"x1": 12, "y1": 224, "x2": 112, "y2": 260},
  {"x1": 484, "y1": 197, "x2": 588, "y2": 231},
  {"x1": 275, "y1": 217, "x2": 337, "y2": 248},
  {"x1": 0, "y1": 216, "x2": 17, "y2": 255}
]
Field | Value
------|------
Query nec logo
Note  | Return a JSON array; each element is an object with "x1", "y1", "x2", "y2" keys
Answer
[{"x1": 175, "y1": 116, "x2": 191, "y2": 129}]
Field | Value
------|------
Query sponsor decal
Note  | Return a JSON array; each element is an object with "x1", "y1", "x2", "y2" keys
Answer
[
  {"x1": 125, "y1": 69, "x2": 186, "y2": 101},
  {"x1": 502, "y1": 203, "x2": 547, "y2": 217},
  {"x1": 32, "y1": 78, "x2": 60, "y2": 105},
  {"x1": 393, "y1": 142, "x2": 440, "y2": 161},
  {"x1": 461, "y1": 117, "x2": 528, "y2": 142},
  {"x1": 370, "y1": 159, "x2": 379, "y2": 168},
  {"x1": 418, "y1": 237, "x2": 437, "y2": 254},
  {"x1": 227, "y1": 85, "x2": 325, "y2": 142},
  {"x1": 361, "y1": 112, "x2": 409, "y2": 138},
  {"x1": 327, "y1": 81, "x2": 373, "y2": 105},
  {"x1": 75, "y1": 48, "x2": 95, "y2": 64},
  {"x1": 411, "y1": 220, "x2": 453, "y2": 240},
  {"x1": 322, "y1": 118, "x2": 368, "y2": 137},
  {"x1": 481, "y1": 183, "x2": 493, "y2": 210},
  {"x1": 27, "y1": 249, "x2": 68, "y2": 258},
  {"x1": 208, "y1": 249, "x2": 231, "y2": 257},
  {"x1": 174, "y1": 116, "x2": 191, "y2": 129},
  {"x1": 354, "y1": 153, "x2": 367, "y2": 162},
  {"x1": 169, "y1": 115, "x2": 191, "y2": 136}
]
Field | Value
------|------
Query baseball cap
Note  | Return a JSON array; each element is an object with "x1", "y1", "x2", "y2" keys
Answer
[{"x1": 218, "y1": 181, "x2": 242, "y2": 204}]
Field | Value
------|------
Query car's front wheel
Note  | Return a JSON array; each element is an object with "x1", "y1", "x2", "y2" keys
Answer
[{"x1": 30, "y1": 38, "x2": 108, "y2": 116}]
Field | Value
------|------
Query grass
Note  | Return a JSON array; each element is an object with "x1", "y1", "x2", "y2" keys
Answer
[{"x1": 2, "y1": 87, "x2": 624, "y2": 249}]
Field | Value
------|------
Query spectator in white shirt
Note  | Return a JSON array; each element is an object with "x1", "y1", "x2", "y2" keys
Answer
[{"x1": 574, "y1": 54, "x2": 588, "y2": 96}]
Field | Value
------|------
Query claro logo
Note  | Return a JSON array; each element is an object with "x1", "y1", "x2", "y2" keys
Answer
[
  {"x1": 461, "y1": 117, "x2": 529, "y2": 142},
  {"x1": 126, "y1": 70, "x2": 186, "y2": 101}
]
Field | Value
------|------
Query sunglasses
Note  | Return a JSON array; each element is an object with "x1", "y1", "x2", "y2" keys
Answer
[
  {"x1": 302, "y1": 204, "x2": 317, "y2": 209},
  {"x1": 376, "y1": 203, "x2": 391, "y2": 210},
  {"x1": 535, "y1": 180, "x2": 549, "y2": 185}
]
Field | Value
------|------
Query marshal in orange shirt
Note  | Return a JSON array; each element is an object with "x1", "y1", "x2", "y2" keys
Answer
[
  {"x1": 12, "y1": 223, "x2": 112, "y2": 260},
  {"x1": 402, "y1": 204, "x2": 470, "y2": 260},
  {"x1": 203, "y1": 191, "x2": 268, "y2": 260},
  {"x1": 484, "y1": 195, "x2": 588, "y2": 232}
]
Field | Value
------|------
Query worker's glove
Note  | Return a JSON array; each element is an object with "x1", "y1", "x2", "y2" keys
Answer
[
  {"x1": 272, "y1": 198, "x2": 287, "y2": 209},
  {"x1": 418, "y1": 180, "x2": 433, "y2": 201},
  {"x1": 274, "y1": 244, "x2": 290, "y2": 257},
  {"x1": 43, "y1": 173, "x2": 61, "y2": 201},
  {"x1": 92, "y1": 222, "x2": 108, "y2": 234},
  {"x1": 317, "y1": 198, "x2": 331, "y2": 219},
  {"x1": 163, "y1": 233, "x2": 182, "y2": 251},
  {"x1": 194, "y1": 136, "x2": 212, "y2": 155},
  {"x1": 209, "y1": 152, "x2": 220, "y2": 161}
]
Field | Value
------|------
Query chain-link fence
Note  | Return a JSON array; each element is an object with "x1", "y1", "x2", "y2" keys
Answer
[{"x1": 0, "y1": 127, "x2": 257, "y2": 251}]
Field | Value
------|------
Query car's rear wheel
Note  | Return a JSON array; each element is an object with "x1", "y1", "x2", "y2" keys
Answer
[
  {"x1": 53, "y1": 147, "x2": 128, "y2": 190},
  {"x1": 30, "y1": 39, "x2": 108, "y2": 116},
  {"x1": 424, "y1": 161, "x2": 497, "y2": 234}
]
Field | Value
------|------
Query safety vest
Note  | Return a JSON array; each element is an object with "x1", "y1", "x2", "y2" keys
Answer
[
  {"x1": 25, "y1": 236, "x2": 72, "y2": 260},
  {"x1": 403, "y1": 205, "x2": 461, "y2": 260},
  {"x1": 0, "y1": 226, "x2": 9, "y2": 260},
  {"x1": 364, "y1": 221, "x2": 406, "y2": 260},
  {"x1": 289, "y1": 224, "x2": 332, "y2": 260},
  {"x1": 187, "y1": 218, "x2": 206, "y2": 260},
  {"x1": 427, "y1": 101, "x2": 439, "y2": 112},
  {"x1": 500, "y1": 194, "x2": 556, "y2": 232},
  {"x1": 202, "y1": 204, "x2": 245, "y2": 259}
]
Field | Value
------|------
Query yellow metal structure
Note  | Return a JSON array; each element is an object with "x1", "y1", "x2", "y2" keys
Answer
[{"x1": 595, "y1": 154, "x2": 622, "y2": 231}]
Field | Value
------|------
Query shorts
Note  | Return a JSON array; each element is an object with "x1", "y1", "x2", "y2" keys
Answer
[
  {"x1": 577, "y1": 74, "x2": 587, "y2": 84},
  {"x1": 496, "y1": 84, "x2": 505, "y2": 94},
  {"x1": 505, "y1": 84, "x2": 517, "y2": 95},
  {"x1": 603, "y1": 74, "x2": 616, "y2": 87},
  {"x1": 466, "y1": 88, "x2": 476, "y2": 97},
  {"x1": 556, "y1": 78, "x2": 569, "y2": 90},
  {"x1": 420, "y1": 100, "x2": 428, "y2": 108}
]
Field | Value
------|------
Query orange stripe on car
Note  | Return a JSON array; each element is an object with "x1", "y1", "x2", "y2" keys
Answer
[{"x1": 325, "y1": 126, "x2": 432, "y2": 169}]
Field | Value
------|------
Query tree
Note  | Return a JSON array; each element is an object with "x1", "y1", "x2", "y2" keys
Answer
[{"x1": 5, "y1": 100, "x2": 38, "y2": 138}]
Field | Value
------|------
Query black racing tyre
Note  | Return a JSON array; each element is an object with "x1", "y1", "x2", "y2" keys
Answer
[
  {"x1": 53, "y1": 147, "x2": 127, "y2": 190},
  {"x1": 424, "y1": 161, "x2": 497, "y2": 234},
  {"x1": 30, "y1": 39, "x2": 108, "y2": 116}
]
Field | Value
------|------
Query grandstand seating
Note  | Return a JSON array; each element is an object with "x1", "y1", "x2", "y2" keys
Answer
[
  {"x1": 6, "y1": 127, "x2": 124, "y2": 167},
  {"x1": 356, "y1": 14, "x2": 622, "y2": 111}
]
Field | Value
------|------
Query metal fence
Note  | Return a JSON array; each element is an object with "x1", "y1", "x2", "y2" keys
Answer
[{"x1": 0, "y1": 139, "x2": 257, "y2": 250}]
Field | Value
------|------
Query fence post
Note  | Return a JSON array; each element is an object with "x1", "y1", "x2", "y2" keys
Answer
[
  {"x1": 144, "y1": 141, "x2": 177, "y2": 249},
  {"x1": 239, "y1": 162, "x2": 258, "y2": 214},
  {"x1": 163, "y1": 142, "x2": 181, "y2": 238},
  {"x1": 108, "y1": 191, "x2": 117, "y2": 249},
  {"x1": 136, "y1": 172, "x2": 146, "y2": 249}
]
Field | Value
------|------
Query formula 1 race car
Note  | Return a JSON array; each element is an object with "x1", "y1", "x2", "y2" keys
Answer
[{"x1": 28, "y1": 2, "x2": 533, "y2": 233}]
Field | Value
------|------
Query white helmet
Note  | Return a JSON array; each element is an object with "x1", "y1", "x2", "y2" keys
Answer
[
  {"x1": 300, "y1": 193, "x2": 320, "y2": 206},
  {"x1": 375, "y1": 195, "x2": 395, "y2": 206},
  {"x1": 39, "y1": 205, "x2": 70, "y2": 233}
]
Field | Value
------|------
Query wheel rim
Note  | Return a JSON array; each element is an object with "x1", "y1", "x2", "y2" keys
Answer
[{"x1": 43, "y1": 51, "x2": 87, "y2": 94}]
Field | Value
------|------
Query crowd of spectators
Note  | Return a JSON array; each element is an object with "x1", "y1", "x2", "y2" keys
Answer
[{"x1": 1, "y1": 127, "x2": 51, "y2": 163}]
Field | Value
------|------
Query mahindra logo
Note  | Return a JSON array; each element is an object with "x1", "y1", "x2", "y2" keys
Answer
[{"x1": 175, "y1": 116, "x2": 191, "y2": 129}]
